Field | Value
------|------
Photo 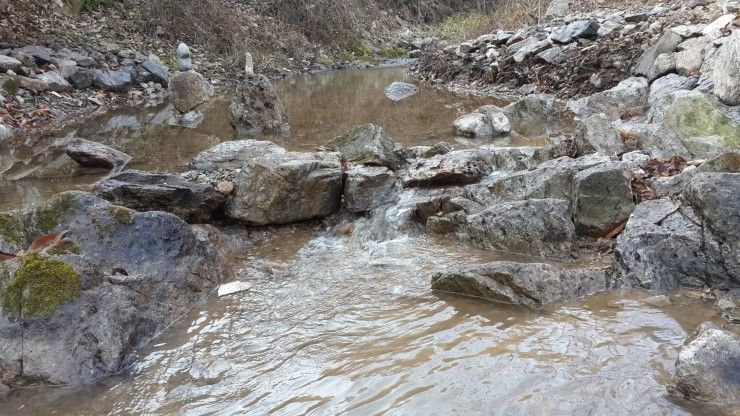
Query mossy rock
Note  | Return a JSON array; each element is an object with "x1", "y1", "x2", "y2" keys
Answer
[
  {"x1": 663, "y1": 95, "x2": 740, "y2": 149},
  {"x1": 46, "y1": 240, "x2": 81, "y2": 256},
  {"x1": 0, "y1": 214, "x2": 23, "y2": 246},
  {"x1": 34, "y1": 193, "x2": 79, "y2": 233},
  {"x1": 108, "y1": 205, "x2": 135, "y2": 226},
  {"x1": 3, "y1": 254, "x2": 81, "y2": 318}
]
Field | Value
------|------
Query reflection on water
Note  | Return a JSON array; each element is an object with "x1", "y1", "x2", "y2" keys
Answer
[{"x1": 0, "y1": 231, "x2": 729, "y2": 416}]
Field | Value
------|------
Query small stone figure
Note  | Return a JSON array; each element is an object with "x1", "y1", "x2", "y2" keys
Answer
[
  {"x1": 177, "y1": 43, "x2": 192, "y2": 72},
  {"x1": 244, "y1": 52, "x2": 254, "y2": 77}
]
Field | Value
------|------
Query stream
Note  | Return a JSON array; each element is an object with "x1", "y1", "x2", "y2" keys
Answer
[{"x1": 0, "y1": 66, "x2": 731, "y2": 415}]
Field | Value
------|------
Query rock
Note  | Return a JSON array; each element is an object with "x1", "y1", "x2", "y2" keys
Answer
[
  {"x1": 215, "y1": 181, "x2": 234, "y2": 196},
  {"x1": 244, "y1": 52, "x2": 254, "y2": 76},
  {"x1": 675, "y1": 36, "x2": 710, "y2": 76},
  {"x1": 0, "y1": 191, "x2": 230, "y2": 391},
  {"x1": 646, "y1": 52, "x2": 676, "y2": 81},
  {"x1": 717, "y1": 298, "x2": 736, "y2": 312},
  {"x1": 19, "y1": 76, "x2": 48, "y2": 92},
  {"x1": 642, "y1": 295, "x2": 672, "y2": 307},
  {"x1": 429, "y1": 198, "x2": 575, "y2": 259},
  {"x1": 683, "y1": 173, "x2": 740, "y2": 248},
  {"x1": 227, "y1": 152, "x2": 343, "y2": 225},
  {"x1": 229, "y1": 74, "x2": 289, "y2": 137},
  {"x1": 502, "y1": 94, "x2": 557, "y2": 137},
  {"x1": 431, "y1": 261, "x2": 612, "y2": 308},
  {"x1": 648, "y1": 74, "x2": 697, "y2": 104},
  {"x1": 344, "y1": 165, "x2": 398, "y2": 213},
  {"x1": 616, "y1": 198, "x2": 736, "y2": 291},
  {"x1": 653, "y1": 91, "x2": 740, "y2": 157},
  {"x1": 696, "y1": 152, "x2": 740, "y2": 173},
  {"x1": 176, "y1": 43, "x2": 192, "y2": 71},
  {"x1": 0, "y1": 55, "x2": 22, "y2": 72},
  {"x1": 168, "y1": 110, "x2": 204, "y2": 129},
  {"x1": 550, "y1": 20, "x2": 599, "y2": 44},
  {"x1": 616, "y1": 121, "x2": 689, "y2": 158},
  {"x1": 712, "y1": 30, "x2": 740, "y2": 105},
  {"x1": 140, "y1": 59, "x2": 170, "y2": 87},
  {"x1": 217, "y1": 281, "x2": 252, "y2": 297},
  {"x1": 701, "y1": 14, "x2": 736, "y2": 36},
  {"x1": 511, "y1": 38, "x2": 550, "y2": 63},
  {"x1": 633, "y1": 31, "x2": 683, "y2": 78},
  {"x1": 402, "y1": 149, "x2": 491, "y2": 187},
  {"x1": 483, "y1": 145, "x2": 552, "y2": 172},
  {"x1": 94, "y1": 171, "x2": 227, "y2": 223},
  {"x1": 621, "y1": 150, "x2": 651, "y2": 167},
  {"x1": 573, "y1": 162, "x2": 635, "y2": 236},
  {"x1": 329, "y1": 124, "x2": 404, "y2": 170},
  {"x1": 576, "y1": 113, "x2": 627, "y2": 156},
  {"x1": 537, "y1": 46, "x2": 565, "y2": 64},
  {"x1": 0, "y1": 123, "x2": 11, "y2": 142},
  {"x1": 57, "y1": 48, "x2": 94, "y2": 67},
  {"x1": 190, "y1": 139, "x2": 286, "y2": 173},
  {"x1": 384, "y1": 81, "x2": 418, "y2": 101},
  {"x1": 169, "y1": 70, "x2": 213, "y2": 113},
  {"x1": 93, "y1": 69, "x2": 133, "y2": 92},
  {"x1": 571, "y1": 77, "x2": 649, "y2": 121},
  {"x1": 476, "y1": 105, "x2": 511, "y2": 135},
  {"x1": 66, "y1": 139, "x2": 131, "y2": 171},
  {"x1": 598, "y1": 20, "x2": 623, "y2": 37},
  {"x1": 36, "y1": 72, "x2": 72, "y2": 92},
  {"x1": 544, "y1": 0, "x2": 570, "y2": 19},
  {"x1": 669, "y1": 322, "x2": 740, "y2": 404},
  {"x1": 453, "y1": 112, "x2": 493, "y2": 138},
  {"x1": 63, "y1": 66, "x2": 94, "y2": 89},
  {"x1": 12, "y1": 46, "x2": 53, "y2": 65}
]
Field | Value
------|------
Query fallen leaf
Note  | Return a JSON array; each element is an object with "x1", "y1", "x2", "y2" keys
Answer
[
  {"x1": 603, "y1": 218, "x2": 629, "y2": 239},
  {"x1": 631, "y1": 177, "x2": 656, "y2": 202},
  {"x1": 0, "y1": 251, "x2": 18, "y2": 261},
  {"x1": 27, "y1": 230, "x2": 70, "y2": 253}
]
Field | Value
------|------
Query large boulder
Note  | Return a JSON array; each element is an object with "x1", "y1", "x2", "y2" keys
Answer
[
  {"x1": 431, "y1": 261, "x2": 613, "y2": 308},
  {"x1": 570, "y1": 77, "x2": 649, "y2": 121},
  {"x1": 402, "y1": 149, "x2": 492, "y2": 187},
  {"x1": 189, "y1": 139, "x2": 286, "y2": 173},
  {"x1": 66, "y1": 139, "x2": 132, "y2": 172},
  {"x1": 94, "y1": 171, "x2": 226, "y2": 223},
  {"x1": 329, "y1": 124, "x2": 404, "y2": 170},
  {"x1": 550, "y1": 20, "x2": 599, "y2": 44},
  {"x1": 92, "y1": 69, "x2": 133, "y2": 92},
  {"x1": 572, "y1": 162, "x2": 635, "y2": 236},
  {"x1": 428, "y1": 198, "x2": 575, "y2": 259},
  {"x1": 169, "y1": 70, "x2": 214, "y2": 113},
  {"x1": 648, "y1": 74, "x2": 697, "y2": 104},
  {"x1": 713, "y1": 30, "x2": 740, "y2": 106},
  {"x1": 0, "y1": 55, "x2": 22, "y2": 73},
  {"x1": 576, "y1": 113, "x2": 627, "y2": 156},
  {"x1": 669, "y1": 322, "x2": 740, "y2": 404},
  {"x1": 227, "y1": 152, "x2": 343, "y2": 225},
  {"x1": 615, "y1": 198, "x2": 737, "y2": 291},
  {"x1": 454, "y1": 105, "x2": 511, "y2": 138},
  {"x1": 633, "y1": 31, "x2": 683, "y2": 78},
  {"x1": 502, "y1": 94, "x2": 557, "y2": 137},
  {"x1": 229, "y1": 74, "x2": 289, "y2": 137},
  {"x1": 344, "y1": 165, "x2": 399, "y2": 213},
  {"x1": 0, "y1": 191, "x2": 230, "y2": 391}
]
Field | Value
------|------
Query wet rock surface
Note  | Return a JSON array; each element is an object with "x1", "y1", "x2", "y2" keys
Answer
[
  {"x1": 66, "y1": 139, "x2": 132, "y2": 171},
  {"x1": 0, "y1": 192, "x2": 230, "y2": 391},
  {"x1": 329, "y1": 124, "x2": 404, "y2": 170}
]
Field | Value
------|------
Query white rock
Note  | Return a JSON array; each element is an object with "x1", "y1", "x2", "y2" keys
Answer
[
  {"x1": 701, "y1": 14, "x2": 736, "y2": 36},
  {"x1": 217, "y1": 281, "x2": 253, "y2": 297},
  {"x1": 712, "y1": 30, "x2": 740, "y2": 105}
]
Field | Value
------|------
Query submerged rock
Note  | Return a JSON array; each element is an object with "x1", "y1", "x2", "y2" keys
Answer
[
  {"x1": 431, "y1": 261, "x2": 613, "y2": 308},
  {"x1": 669, "y1": 322, "x2": 740, "y2": 404},
  {"x1": 0, "y1": 191, "x2": 230, "y2": 391},
  {"x1": 94, "y1": 170, "x2": 226, "y2": 223},
  {"x1": 66, "y1": 139, "x2": 131, "y2": 172},
  {"x1": 329, "y1": 124, "x2": 404, "y2": 170},
  {"x1": 229, "y1": 74, "x2": 290, "y2": 137},
  {"x1": 227, "y1": 152, "x2": 343, "y2": 225},
  {"x1": 454, "y1": 105, "x2": 511, "y2": 138},
  {"x1": 384, "y1": 81, "x2": 418, "y2": 101}
]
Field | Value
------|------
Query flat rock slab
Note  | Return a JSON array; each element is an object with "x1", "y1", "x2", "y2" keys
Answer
[
  {"x1": 384, "y1": 81, "x2": 419, "y2": 101},
  {"x1": 431, "y1": 260, "x2": 613, "y2": 308},
  {"x1": 66, "y1": 139, "x2": 132, "y2": 171},
  {"x1": 402, "y1": 149, "x2": 492, "y2": 187}
]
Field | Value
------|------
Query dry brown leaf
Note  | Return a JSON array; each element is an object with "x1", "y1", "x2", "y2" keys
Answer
[
  {"x1": 0, "y1": 251, "x2": 18, "y2": 262},
  {"x1": 603, "y1": 218, "x2": 629, "y2": 239},
  {"x1": 631, "y1": 177, "x2": 656, "y2": 202},
  {"x1": 644, "y1": 156, "x2": 688, "y2": 177},
  {"x1": 27, "y1": 230, "x2": 69, "y2": 253}
]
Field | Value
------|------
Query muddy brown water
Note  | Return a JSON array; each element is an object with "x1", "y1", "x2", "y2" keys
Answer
[{"x1": 0, "y1": 67, "x2": 734, "y2": 415}]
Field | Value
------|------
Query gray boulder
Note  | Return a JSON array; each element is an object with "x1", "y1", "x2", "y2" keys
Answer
[
  {"x1": 696, "y1": 152, "x2": 740, "y2": 173},
  {"x1": 576, "y1": 113, "x2": 627, "y2": 156},
  {"x1": 550, "y1": 20, "x2": 599, "y2": 44},
  {"x1": 713, "y1": 30, "x2": 740, "y2": 105},
  {"x1": 675, "y1": 36, "x2": 710, "y2": 77},
  {"x1": 0, "y1": 55, "x2": 22, "y2": 72},
  {"x1": 329, "y1": 124, "x2": 404, "y2": 170},
  {"x1": 571, "y1": 77, "x2": 649, "y2": 121},
  {"x1": 93, "y1": 69, "x2": 133, "y2": 92},
  {"x1": 429, "y1": 198, "x2": 575, "y2": 259},
  {"x1": 669, "y1": 322, "x2": 740, "y2": 404},
  {"x1": 0, "y1": 191, "x2": 230, "y2": 391},
  {"x1": 227, "y1": 152, "x2": 343, "y2": 225},
  {"x1": 140, "y1": 58, "x2": 170, "y2": 87},
  {"x1": 573, "y1": 162, "x2": 635, "y2": 236},
  {"x1": 63, "y1": 66, "x2": 95, "y2": 89},
  {"x1": 483, "y1": 145, "x2": 552, "y2": 172},
  {"x1": 190, "y1": 139, "x2": 286, "y2": 173},
  {"x1": 12, "y1": 45, "x2": 53, "y2": 65},
  {"x1": 431, "y1": 261, "x2": 613, "y2": 308},
  {"x1": 683, "y1": 172, "x2": 740, "y2": 250},
  {"x1": 36, "y1": 72, "x2": 72, "y2": 92},
  {"x1": 402, "y1": 149, "x2": 491, "y2": 187},
  {"x1": 648, "y1": 74, "x2": 697, "y2": 104},
  {"x1": 633, "y1": 31, "x2": 683, "y2": 78},
  {"x1": 544, "y1": 0, "x2": 570, "y2": 18},
  {"x1": 503, "y1": 94, "x2": 556, "y2": 137},
  {"x1": 454, "y1": 112, "x2": 493, "y2": 138},
  {"x1": 229, "y1": 74, "x2": 289, "y2": 137},
  {"x1": 384, "y1": 82, "x2": 418, "y2": 101},
  {"x1": 344, "y1": 165, "x2": 398, "y2": 213},
  {"x1": 169, "y1": 70, "x2": 214, "y2": 113},
  {"x1": 66, "y1": 139, "x2": 131, "y2": 171},
  {"x1": 94, "y1": 171, "x2": 226, "y2": 223}
]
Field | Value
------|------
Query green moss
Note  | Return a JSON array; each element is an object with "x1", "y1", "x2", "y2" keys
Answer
[
  {"x1": 0, "y1": 214, "x2": 23, "y2": 246},
  {"x1": 665, "y1": 96, "x2": 740, "y2": 147},
  {"x1": 2, "y1": 75, "x2": 20, "y2": 97},
  {"x1": 35, "y1": 194, "x2": 78, "y2": 233},
  {"x1": 434, "y1": 12, "x2": 491, "y2": 42},
  {"x1": 378, "y1": 44, "x2": 407, "y2": 59},
  {"x1": 336, "y1": 40, "x2": 377, "y2": 64},
  {"x1": 109, "y1": 205, "x2": 135, "y2": 226},
  {"x1": 46, "y1": 240, "x2": 80, "y2": 256},
  {"x1": 3, "y1": 254, "x2": 81, "y2": 318}
]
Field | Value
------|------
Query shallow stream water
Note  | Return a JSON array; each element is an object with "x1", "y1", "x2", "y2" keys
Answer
[{"x1": 0, "y1": 67, "x2": 733, "y2": 415}]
